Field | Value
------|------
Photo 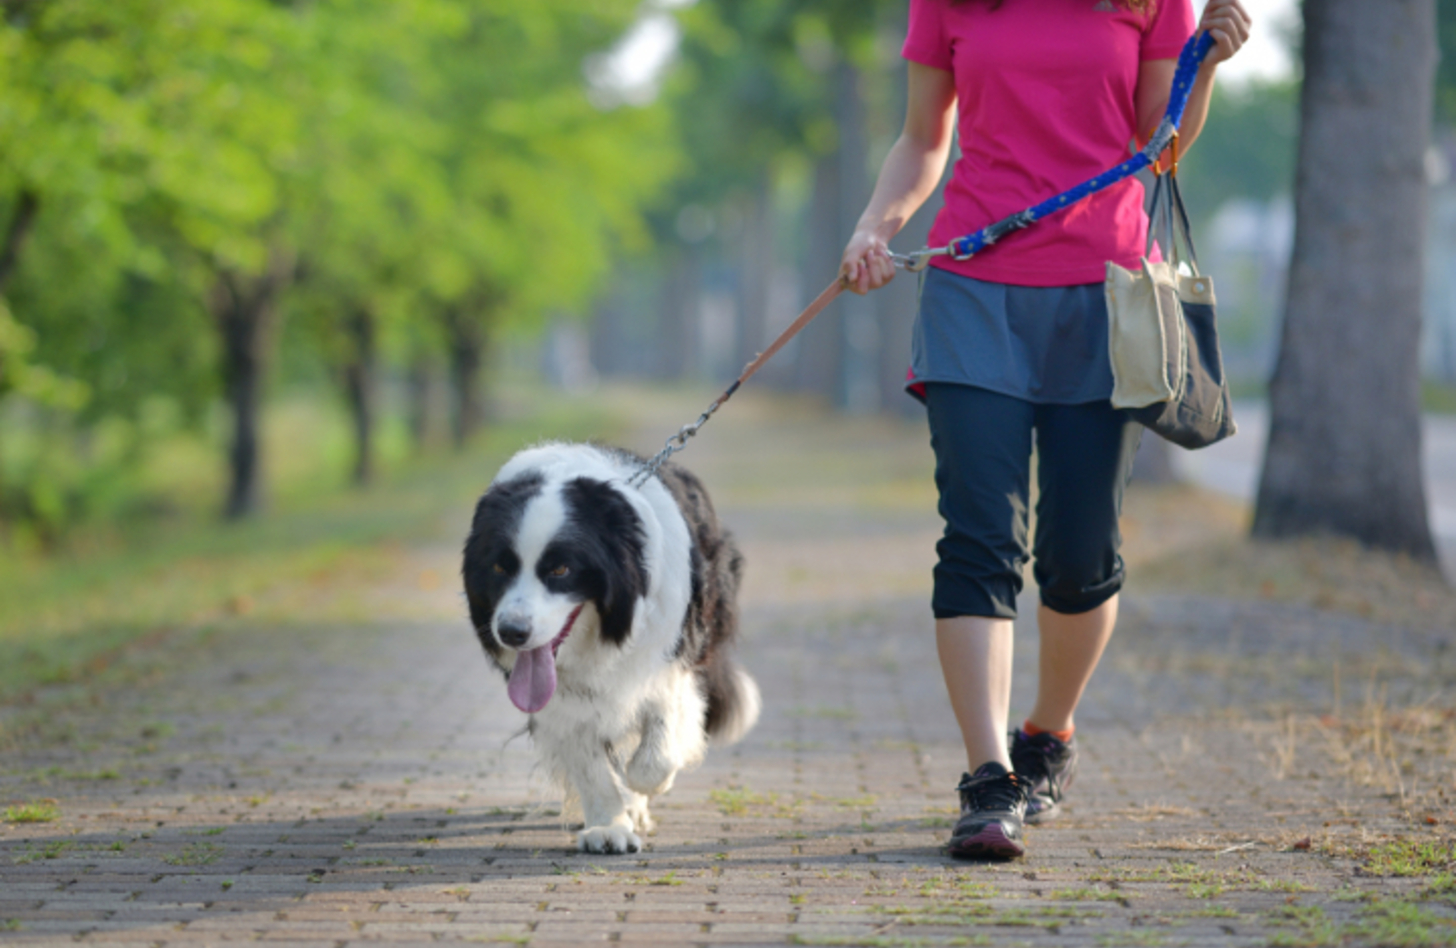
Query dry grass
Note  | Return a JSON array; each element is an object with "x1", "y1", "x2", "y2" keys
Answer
[
  {"x1": 1131, "y1": 521, "x2": 1455, "y2": 634},
  {"x1": 1244, "y1": 694, "x2": 1456, "y2": 812}
]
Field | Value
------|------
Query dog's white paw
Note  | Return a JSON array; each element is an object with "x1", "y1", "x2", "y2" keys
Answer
[
  {"x1": 624, "y1": 749, "x2": 678, "y2": 797},
  {"x1": 625, "y1": 798, "x2": 655, "y2": 835},
  {"x1": 578, "y1": 823, "x2": 642, "y2": 855}
]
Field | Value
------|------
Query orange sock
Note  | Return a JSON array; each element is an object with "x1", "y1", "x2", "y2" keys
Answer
[{"x1": 1022, "y1": 720, "x2": 1074, "y2": 743}]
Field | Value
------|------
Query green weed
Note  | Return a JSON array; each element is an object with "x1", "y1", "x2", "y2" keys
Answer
[
  {"x1": 1364, "y1": 838, "x2": 1456, "y2": 877},
  {"x1": 1051, "y1": 887, "x2": 1127, "y2": 902},
  {"x1": 3, "y1": 801, "x2": 59, "y2": 823},
  {"x1": 1347, "y1": 900, "x2": 1456, "y2": 946},
  {"x1": 707, "y1": 786, "x2": 798, "y2": 818},
  {"x1": 163, "y1": 842, "x2": 223, "y2": 867}
]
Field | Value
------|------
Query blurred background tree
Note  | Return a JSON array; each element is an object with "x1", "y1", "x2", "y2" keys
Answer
[{"x1": 0, "y1": 0, "x2": 671, "y2": 536}]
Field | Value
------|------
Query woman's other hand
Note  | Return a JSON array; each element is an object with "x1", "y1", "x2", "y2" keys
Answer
[
  {"x1": 1199, "y1": 0, "x2": 1251, "y2": 66},
  {"x1": 840, "y1": 230, "x2": 897, "y2": 295}
]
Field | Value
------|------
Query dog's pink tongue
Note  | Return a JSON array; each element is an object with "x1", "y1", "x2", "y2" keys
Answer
[{"x1": 507, "y1": 645, "x2": 557, "y2": 714}]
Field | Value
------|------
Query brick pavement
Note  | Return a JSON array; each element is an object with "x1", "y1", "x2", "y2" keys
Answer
[{"x1": 3, "y1": 392, "x2": 1454, "y2": 946}]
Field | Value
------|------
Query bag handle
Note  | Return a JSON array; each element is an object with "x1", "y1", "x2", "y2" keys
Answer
[{"x1": 1144, "y1": 134, "x2": 1201, "y2": 275}]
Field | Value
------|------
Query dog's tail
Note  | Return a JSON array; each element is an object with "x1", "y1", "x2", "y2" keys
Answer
[{"x1": 703, "y1": 661, "x2": 761, "y2": 746}]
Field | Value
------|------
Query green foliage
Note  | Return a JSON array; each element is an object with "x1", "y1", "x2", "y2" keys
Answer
[
  {"x1": 0, "y1": 0, "x2": 676, "y2": 538},
  {"x1": 3, "y1": 801, "x2": 60, "y2": 823},
  {"x1": 1179, "y1": 79, "x2": 1300, "y2": 224}
]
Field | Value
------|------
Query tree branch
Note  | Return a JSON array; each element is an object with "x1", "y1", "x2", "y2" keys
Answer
[{"x1": 0, "y1": 190, "x2": 39, "y2": 296}]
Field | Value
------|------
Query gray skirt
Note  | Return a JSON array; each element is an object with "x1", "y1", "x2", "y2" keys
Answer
[{"x1": 908, "y1": 266, "x2": 1114, "y2": 405}]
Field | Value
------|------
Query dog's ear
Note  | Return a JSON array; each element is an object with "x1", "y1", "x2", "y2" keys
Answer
[
  {"x1": 563, "y1": 477, "x2": 648, "y2": 646},
  {"x1": 462, "y1": 473, "x2": 543, "y2": 658}
]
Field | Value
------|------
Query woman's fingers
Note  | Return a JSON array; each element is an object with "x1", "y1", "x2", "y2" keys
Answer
[
  {"x1": 1200, "y1": 0, "x2": 1251, "y2": 63},
  {"x1": 841, "y1": 241, "x2": 896, "y2": 294}
]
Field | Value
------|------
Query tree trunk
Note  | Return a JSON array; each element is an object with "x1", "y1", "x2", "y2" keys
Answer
[
  {"x1": 0, "y1": 190, "x2": 39, "y2": 295},
  {"x1": 213, "y1": 253, "x2": 291, "y2": 520},
  {"x1": 342, "y1": 309, "x2": 376, "y2": 487},
  {"x1": 795, "y1": 147, "x2": 846, "y2": 399},
  {"x1": 407, "y1": 356, "x2": 434, "y2": 448},
  {"x1": 1252, "y1": 0, "x2": 1437, "y2": 559},
  {"x1": 444, "y1": 309, "x2": 487, "y2": 449}
]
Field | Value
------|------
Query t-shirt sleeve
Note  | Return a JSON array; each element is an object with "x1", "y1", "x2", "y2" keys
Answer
[
  {"x1": 902, "y1": 0, "x2": 953, "y2": 72},
  {"x1": 1141, "y1": 0, "x2": 1196, "y2": 61}
]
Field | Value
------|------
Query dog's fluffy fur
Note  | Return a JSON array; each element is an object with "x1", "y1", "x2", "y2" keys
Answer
[{"x1": 462, "y1": 443, "x2": 760, "y2": 853}]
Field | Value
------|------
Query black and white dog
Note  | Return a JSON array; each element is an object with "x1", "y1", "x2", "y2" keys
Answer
[{"x1": 462, "y1": 443, "x2": 759, "y2": 854}]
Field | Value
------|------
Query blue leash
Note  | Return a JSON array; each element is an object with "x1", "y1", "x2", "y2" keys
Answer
[{"x1": 892, "y1": 30, "x2": 1216, "y2": 271}]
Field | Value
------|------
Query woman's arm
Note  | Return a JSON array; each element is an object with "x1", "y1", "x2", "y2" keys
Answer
[
  {"x1": 1135, "y1": 0, "x2": 1251, "y2": 155},
  {"x1": 840, "y1": 61, "x2": 958, "y2": 295}
]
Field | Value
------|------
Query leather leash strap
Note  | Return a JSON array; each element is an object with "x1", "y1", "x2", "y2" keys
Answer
[{"x1": 628, "y1": 276, "x2": 845, "y2": 485}]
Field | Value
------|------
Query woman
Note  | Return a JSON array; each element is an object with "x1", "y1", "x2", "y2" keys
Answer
[{"x1": 840, "y1": 0, "x2": 1249, "y2": 859}]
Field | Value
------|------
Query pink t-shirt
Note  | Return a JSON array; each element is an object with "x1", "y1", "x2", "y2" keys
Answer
[{"x1": 903, "y1": 0, "x2": 1195, "y2": 286}]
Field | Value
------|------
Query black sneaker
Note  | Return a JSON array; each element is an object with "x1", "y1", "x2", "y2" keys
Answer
[
  {"x1": 1009, "y1": 728, "x2": 1078, "y2": 824},
  {"x1": 946, "y1": 762, "x2": 1028, "y2": 859}
]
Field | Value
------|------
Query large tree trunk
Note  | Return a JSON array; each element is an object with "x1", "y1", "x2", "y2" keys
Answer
[
  {"x1": 213, "y1": 253, "x2": 291, "y2": 520},
  {"x1": 342, "y1": 309, "x2": 376, "y2": 487},
  {"x1": 444, "y1": 309, "x2": 487, "y2": 449},
  {"x1": 0, "y1": 190, "x2": 39, "y2": 295},
  {"x1": 1252, "y1": 0, "x2": 1437, "y2": 559}
]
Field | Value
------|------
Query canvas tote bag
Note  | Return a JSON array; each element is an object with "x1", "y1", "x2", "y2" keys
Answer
[{"x1": 1104, "y1": 169, "x2": 1236, "y2": 449}]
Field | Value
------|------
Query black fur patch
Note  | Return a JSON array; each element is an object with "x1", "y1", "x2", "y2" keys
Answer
[
  {"x1": 558, "y1": 476, "x2": 649, "y2": 646},
  {"x1": 655, "y1": 463, "x2": 745, "y2": 738},
  {"x1": 461, "y1": 472, "x2": 544, "y2": 669}
]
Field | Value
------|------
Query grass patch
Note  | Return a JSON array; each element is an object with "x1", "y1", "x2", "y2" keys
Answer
[
  {"x1": 1365, "y1": 838, "x2": 1456, "y2": 877},
  {"x1": 707, "y1": 786, "x2": 799, "y2": 818},
  {"x1": 12, "y1": 840, "x2": 71, "y2": 864},
  {"x1": 3, "y1": 801, "x2": 59, "y2": 823},
  {"x1": 1266, "y1": 901, "x2": 1456, "y2": 948},
  {"x1": 162, "y1": 842, "x2": 223, "y2": 867},
  {"x1": 1051, "y1": 887, "x2": 1127, "y2": 902},
  {"x1": 1348, "y1": 901, "x2": 1456, "y2": 946}
]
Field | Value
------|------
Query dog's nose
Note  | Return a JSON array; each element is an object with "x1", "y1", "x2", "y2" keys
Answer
[{"x1": 497, "y1": 620, "x2": 531, "y2": 648}]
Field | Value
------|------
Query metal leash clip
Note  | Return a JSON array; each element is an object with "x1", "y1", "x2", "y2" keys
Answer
[
  {"x1": 890, "y1": 246, "x2": 953, "y2": 272},
  {"x1": 627, "y1": 409, "x2": 714, "y2": 487}
]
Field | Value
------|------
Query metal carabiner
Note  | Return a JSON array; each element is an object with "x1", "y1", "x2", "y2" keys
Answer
[{"x1": 890, "y1": 246, "x2": 952, "y2": 272}]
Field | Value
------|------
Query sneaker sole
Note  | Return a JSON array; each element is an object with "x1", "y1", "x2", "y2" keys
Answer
[
  {"x1": 946, "y1": 823, "x2": 1025, "y2": 860},
  {"x1": 1024, "y1": 800, "x2": 1061, "y2": 825}
]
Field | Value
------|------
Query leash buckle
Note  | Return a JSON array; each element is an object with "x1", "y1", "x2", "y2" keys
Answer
[{"x1": 891, "y1": 246, "x2": 951, "y2": 272}]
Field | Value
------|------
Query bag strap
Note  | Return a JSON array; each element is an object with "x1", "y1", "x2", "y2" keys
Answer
[{"x1": 1145, "y1": 151, "x2": 1201, "y2": 276}]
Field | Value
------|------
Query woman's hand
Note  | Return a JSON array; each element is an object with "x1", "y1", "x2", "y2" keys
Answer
[
  {"x1": 840, "y1": 229, "x2": 897, "y2": 295},
  {"x1": 1198, "y1": 0, "x2": 1251, "y2": 66}
]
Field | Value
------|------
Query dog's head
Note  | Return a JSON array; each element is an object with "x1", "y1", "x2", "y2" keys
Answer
[{"x1": 462, "y1": 470, "x2": 648, "y2": 713}]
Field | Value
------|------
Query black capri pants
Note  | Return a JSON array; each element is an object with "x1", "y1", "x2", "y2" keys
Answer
[{"x1": 924, "y1": 382, "x2": 1142, "y2": 619}]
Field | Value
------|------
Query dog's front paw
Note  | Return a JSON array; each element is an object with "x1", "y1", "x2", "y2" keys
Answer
[{"x1": 578, "y1": 822, "x2": 642, "y2": 855}]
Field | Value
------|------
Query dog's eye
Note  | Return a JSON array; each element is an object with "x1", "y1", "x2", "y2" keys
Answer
[
  {"x1": 492, "y1": 563, "x2": 506, "y2": 576},
  {"x1": 549, "y1": 565, "x2": 570, "y2": 578}
]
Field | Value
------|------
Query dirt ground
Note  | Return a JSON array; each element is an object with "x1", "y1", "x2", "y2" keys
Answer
[{"x1": 2, "y1": 387, "x2": 1454, "y2": 947}]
